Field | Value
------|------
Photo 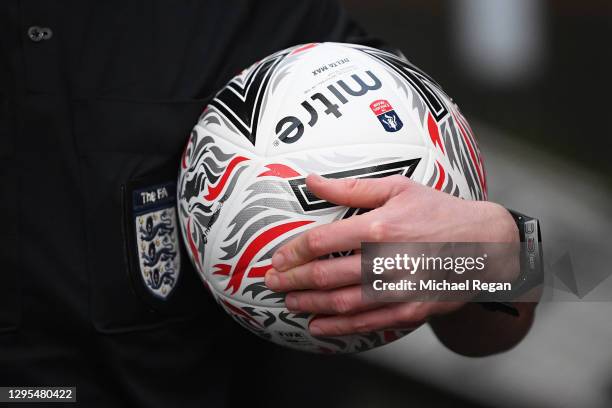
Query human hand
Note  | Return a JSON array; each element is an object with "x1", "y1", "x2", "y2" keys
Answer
[{"x1": 265, "y1": 174, "x2": 518, "y2": 336}]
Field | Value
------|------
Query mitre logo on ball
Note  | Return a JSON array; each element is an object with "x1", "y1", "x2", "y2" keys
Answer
[
  {"x1": 177, "y1": 42, "x2": 487, "y2": 354},
  {"x1": 275, "y1": 70, "x2": 382, "y2": 144}
]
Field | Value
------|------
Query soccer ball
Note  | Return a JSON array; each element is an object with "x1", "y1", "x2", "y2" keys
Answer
[{"x1": 177, "y1": 42, "x2": 486, "y2": 353}]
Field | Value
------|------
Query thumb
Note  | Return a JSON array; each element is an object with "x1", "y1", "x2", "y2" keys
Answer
[{"x1": 305, "y1": 174, "x2": 410, "y2": 209}]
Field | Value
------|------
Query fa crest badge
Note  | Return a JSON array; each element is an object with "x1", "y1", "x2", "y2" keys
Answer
[
  {"x1": 132, "y1": 182, "x2": 181, "y2": 300},
  {"x1": 370, "y1": 99, "x2": 403, "y2": 132}
]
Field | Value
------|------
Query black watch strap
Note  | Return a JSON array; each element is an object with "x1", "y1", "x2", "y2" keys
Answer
[
  {"x1": 478, "y1": 209, "x2": 543, "y2": 317},
  {"x1": 506, "y1": 209, "x2": 544, "y2": 297},
  {"x1": 507, "y1": 209, "x2": 542, "y2": 245}
]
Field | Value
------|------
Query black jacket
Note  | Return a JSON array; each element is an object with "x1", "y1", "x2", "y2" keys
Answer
[{"x1": 0, "y1": 1, "x2": 379, "y2": 406}]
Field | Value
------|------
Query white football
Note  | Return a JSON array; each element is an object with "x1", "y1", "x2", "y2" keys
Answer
[{"x1": 177, "y1": 42, "x2": 486, "y2": 353}]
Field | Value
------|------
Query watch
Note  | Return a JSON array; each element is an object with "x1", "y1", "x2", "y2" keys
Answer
[
  {"x1": 507, "y1": 209, "x2": 543, "y2": 292},
  {"x1": 478, "y1": 209, "x2": 543, "y2": 316}
]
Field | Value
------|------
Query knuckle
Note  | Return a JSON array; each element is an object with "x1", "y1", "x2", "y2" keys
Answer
[
  {"x1": 291, "y1": 294, "x2": 305, "y2": 310},
  {"x1": 394, "y1": 304, "x2": 427, "y2": 327},
  {"x1": 341, "y1": 178, "x2": 361, "y2": 207},
  {"x1": 311, "y1": 262, "x2": 328, "y2": 289},
  {"x1": 343, "y1": 177, "x2": 360, "y2": 193},
  {"x1": 329, "y1": 321, "x2": 345, "y2": 336},
  {"x1": 285, "y1": 270, "x2": 298, "y2": 288},
  {"x1": 331, "y1": 293, "x2": 351, "y2": 314},
  {"x1": 394, "y1": 305, "x2": 416, "y2": 326},
  {"x1": 389, "y1": 174, "x2": 412, "y2": 193},
  {"x1": 305, "y1": 229, "x2": 324, "y2": 254},
  {"x1": 368, "y1": 221, "x2": 388, "y2": 242},
  {"x1": 351, "y1": 319, "x2": 370, "y2": 333},
  {"x1": 288, "y1": 246, "x2": 302, "y2": 263},
  {"x1": 389, "y1": 174, "x2": 406, "y2": 184},
  {"x1": 390, "y1": 174, "x2": 411, "y2": 186}
]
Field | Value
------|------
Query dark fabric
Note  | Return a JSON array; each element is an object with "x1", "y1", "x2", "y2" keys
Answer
[{"x1": 0, "y1": 1, "x2": 375, "y2": 407}]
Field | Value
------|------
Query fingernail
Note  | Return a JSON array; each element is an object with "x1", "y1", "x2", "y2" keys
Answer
[
  {"x1": 285, "y1": 295, "x2": 298, "y2": 311},
  {"x1": 309, "y1": 324, "x2": 323, "y2": 336},
  {"x1": 272, "y1": 252, "x2": 286, "y2": 270},
  {"x1": 265, "y1": 270, "x2": 280, "y2": 290}
]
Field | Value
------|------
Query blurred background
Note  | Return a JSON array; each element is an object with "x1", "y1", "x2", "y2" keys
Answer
[
  {"x1": 0, "y1": 1, "x2": 607, "y2": 406},
  {"x1": 344, "y1": 0, "x2": 611, "y2": 180},
  {"x1": 236, "y1": 1, "x2": 612, "y2": 408}
]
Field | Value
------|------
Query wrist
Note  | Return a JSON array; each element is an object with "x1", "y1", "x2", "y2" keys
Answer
[{"x1": 476, "y1": 201, "x2": 519, "y2": 243}]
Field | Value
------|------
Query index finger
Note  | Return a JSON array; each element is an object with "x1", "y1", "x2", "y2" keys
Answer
[{"x1": 272, "y1": 211, "x2": 376, "y2": 271}]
